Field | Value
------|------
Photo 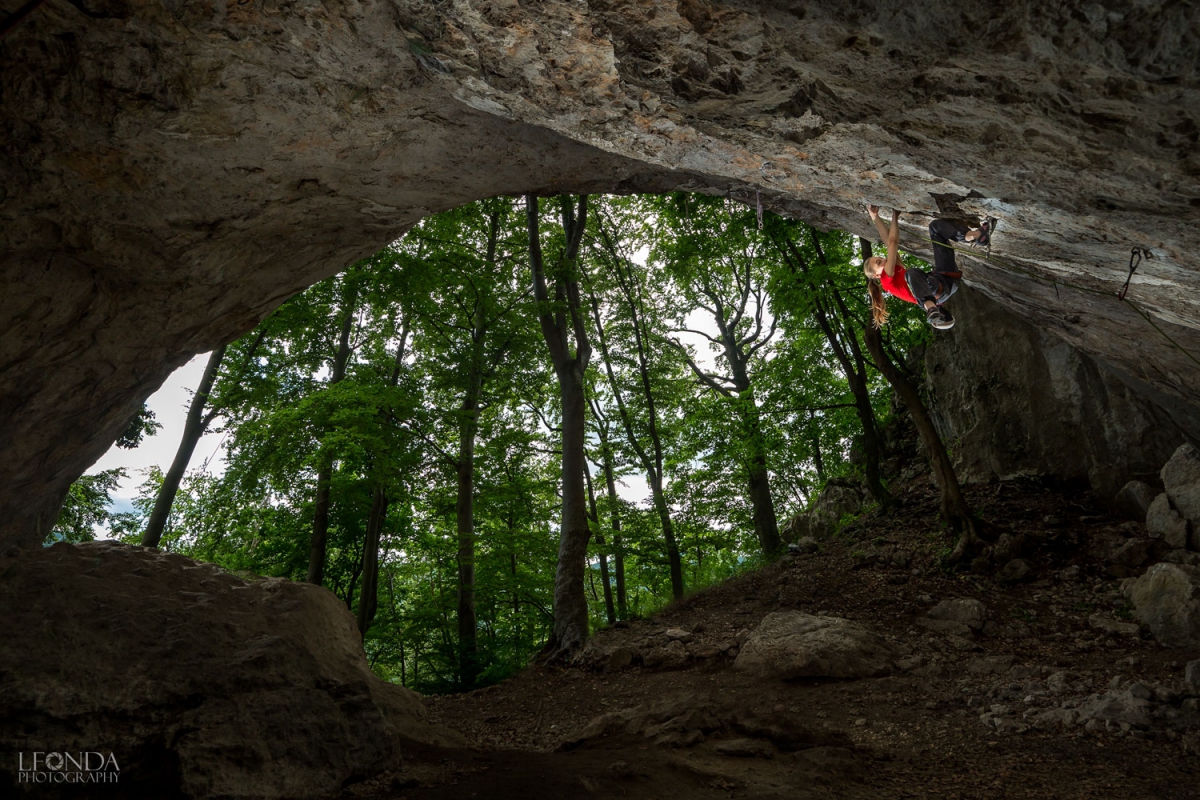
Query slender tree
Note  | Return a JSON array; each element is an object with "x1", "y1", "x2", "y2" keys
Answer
[
  {"x1": 859, "y1": 237, "x2": 979, "y2": 560},
  {"x1": 307, "y1": 276, "x2": 362, "y2": 586},
  {"x1": 583, "y1": 457, "x2": 617, "y2": 625},
  {"x1": 526, "y1": 193, "x2": 593, "y2": 657},
  {"x1": 357, "y1": 317, "x2": 411, "y2": 634},
  {"x1": 587, "y1": 231, "x2": 685, "y2": 596},
  {"x1": 769, "y1": 222, "x2": 892, "y2": 510},
  {"x1": 586, "y1": 395, "x2": 629, "y2": 618},
  {"x1": 661, "y1": 200, "x2": 782, "y2": 556}
]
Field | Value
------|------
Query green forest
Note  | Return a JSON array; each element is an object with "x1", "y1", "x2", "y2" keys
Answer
[{"x1": 54, "y1": 193, "x2": 945, "y2": 694}]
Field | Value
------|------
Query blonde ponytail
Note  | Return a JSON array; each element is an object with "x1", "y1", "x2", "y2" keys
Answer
[{"x1": 866, "y1": 278, "x2": 889, "y2": 328}]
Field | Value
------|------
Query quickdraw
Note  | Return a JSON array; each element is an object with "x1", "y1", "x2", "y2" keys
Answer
[{"x1": 1118, "y1": 247, "x2": 1151, "y2": 301}]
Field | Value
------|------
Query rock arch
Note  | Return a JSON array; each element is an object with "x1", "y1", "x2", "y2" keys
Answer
[{"x1": 2, "y1": 0, "x2": 1198, "y2": 548}]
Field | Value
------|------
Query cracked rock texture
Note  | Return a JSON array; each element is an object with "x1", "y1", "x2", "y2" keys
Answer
[
  {"x1": 925, "y1": 286, "x2": 1199, "y2": 498},
  {"x1": 2, "y1": 0, "x2": 1199, "y2": 548},
  {"x1": 0, "y1": 541, "x2": 462, "y2": 798}
]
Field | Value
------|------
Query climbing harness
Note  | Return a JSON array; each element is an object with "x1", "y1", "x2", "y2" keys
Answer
[{"x1": 1118, "y1": 246, "x2": 1151, "y2": 301}]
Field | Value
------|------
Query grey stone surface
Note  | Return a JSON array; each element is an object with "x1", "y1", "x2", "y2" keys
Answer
[
  {"x1": 1124, "y1": 563, "x2": 1200, "y2": 648},
  {"x1": 1186, "y1": 661, "x2": 1200, "y2": 692},
  {"x1": 1114, "y1": 480, "x2": 1158, "y2": 522},
  {"x1": 2, "y1": 1, "x2": 1200, "y2": 549},
  {"x1": 996, "y1": 559, "x2": 1033, "y2": 584},
  {"x1": 923, "y1": 287, "x2": 1198, "y2": 498},
  {"x1": 0, "y1": 542, "x2": 462, "y2": 798},
  {"x1": 783, "y1": 478, "x2": 866, "y2": 541},
  {"x1": 734, "y1": 612, "x2": 894, "y2": 680},
  {"x1": 1148, "y1": 493, "x2": 1191, "y2": 548},
  {"x1": 927, "y1": 598, "x2": 987, "y2": 630},
  {"x1": 1162, "y1": 444, "x2": 1200, "y2": 524},
  {"x1": 1088, "y1": 615, "x2": 1141, "y2": 638}
]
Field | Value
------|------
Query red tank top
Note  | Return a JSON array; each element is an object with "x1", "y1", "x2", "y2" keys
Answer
[{"x1": 880, "y1": 265, "x2": 917, "y2": 305}]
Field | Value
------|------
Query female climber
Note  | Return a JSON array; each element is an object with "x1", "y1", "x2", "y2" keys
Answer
[{"x1": 862, "y1": 205, "x2": 992, "y2": 330}]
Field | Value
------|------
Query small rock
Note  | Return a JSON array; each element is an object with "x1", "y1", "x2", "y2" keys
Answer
[
  {"x1": 1109, "y1": 538, "x2": 1154, "y2": 568},
  {"x1": 1056, "y1": 565, "x2": 1082, "y2": 582},
  {"x1": 967, "y1": 655, "x2": 1015, "y2": 675},
  {"x1": 1163, "y1": 549, "x2": 1200, "y2": 566},
  {"x1": 1087, "y1": 614, "x2": 1141, "y2": 637},
  {"x1": 792, "y1": 537, "x2": 819, "y2": 554},
  {"x1": 664, "y1": 628, "x2": 693, "y2": 643},
  {"x1": 854, "y1": 717, "x2": 868, "y2": 727},
  {"x1": 926, "y1": 598, "x2": 987, "y2": 630},
  {"x1": 643, "y1": 640, "x2": 689, "y2": 670},
  {"x1": 711, "y1": 737, "x2": 774, "y2": 758},
  {"x1": 1047, "y1": 672, "x2": 1069, "y2": 693},
  {"x1": 734, "y1": 612, "x2": 894, "y2": 679},
  {"x1": 1185, "y1": 660, "x2": 1200, "y2": 691},
  {"x1": 996, "y1": 559, "x2": 1033, "y2": 584},
  {"x1": 605, "y1": 647, "x2": 635, "y2": 672},
  {"x1": 1128, "y1": 682, "x2": 1153, "y2": 701}
]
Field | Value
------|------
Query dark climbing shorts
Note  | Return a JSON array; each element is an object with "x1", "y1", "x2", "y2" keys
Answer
[{"x1": 907, "y1": 218, "x2": 968, "y2": 305}]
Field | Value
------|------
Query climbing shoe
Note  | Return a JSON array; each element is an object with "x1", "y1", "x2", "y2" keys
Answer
[
  {"x1": 926, "y1": 305, "x2": 955, "y2": 330},
  {"x1": 973, "y1": 217, "x2": 998, "y2": 249}
]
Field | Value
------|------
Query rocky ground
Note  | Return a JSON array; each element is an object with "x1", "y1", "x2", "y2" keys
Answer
[{"x1": 346, "y1": 478, "x2": 1200, "y2": 799}]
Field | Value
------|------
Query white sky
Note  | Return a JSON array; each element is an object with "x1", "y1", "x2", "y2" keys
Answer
[{"x1": 89, "y1": 354, "x2": 228, "y2": 518}]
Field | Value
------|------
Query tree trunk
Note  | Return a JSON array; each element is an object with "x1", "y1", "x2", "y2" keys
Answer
[
  {"x1": 141, "y1": 344, "x2": 227, "y2": 548},
  {"x1": 859, "y1": 238, "x2": 979, "y2": 561},
  {"x1": 774, "y1": 229, "x2": 892, "y2": 510},
  {"x1": 357, "y1": 320, "x2": 409, "y2": 635},
  {"x1": 736, "y1": 389, "x2": 782, "y2": 555},
  {"x1": 357, "y1": 483, "x2": 387, "y2": 634},
  {"x1": 526, "y1": 193, "x2": 592, "y2": 657},
  {"x1": 584, "y1": 461, "x2": 616, "y2": 625},
  {"x1": 650, "y1": 477, "x2": 684, "y2": 599},
  {"x1": 455, "y1": 366, "x2": 483, "y2": 690},
  {"x1": 552, "y1": 364, "x2": 593, "y2": 652},
  {"x1": 587, "y1": 277, "x2": 683, "y2": 599},
  {"x1": 307, "y1": 283, "x2": 359, "y2": 586},
  {"x1": 596, "y1": 441, "x2": 629, "y2": 618}
]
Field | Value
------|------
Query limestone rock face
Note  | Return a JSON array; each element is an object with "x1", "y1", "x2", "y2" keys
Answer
[
  {"x1": 2, "y1": 1, "x2": 1199, "y2": 548},
  {"x1": 1124, "y1": 563, "x2": 1200, "y2": 649},
  {"x1": 0, "y1": 542, "x2": 462, "y2": 798},
  {"x1": 924, "y1": 286, "x2": 1199, "y2": 497},
  {"x1": 734, "y1": 612, "x2": 893, "y2": 680}
]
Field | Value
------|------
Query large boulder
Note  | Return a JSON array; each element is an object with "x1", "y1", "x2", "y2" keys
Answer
[
  {"x1": 1148, "y1": 493, "x2": 1192, "y2": 549},
  {"x1": 0, "y1": 542, "x2": 462, "y2": 798},
  {"x1": 1163, "y1": 444, "x2": 1200, "y2": 525},
  {"x1": 1123, "y1": 563, "x2": 1200, "y2": 648},
  {"x1": 1113, "y1": 480, "x2": 1158, "y2": 522},
  {"x1": 783, "y1": 478, "x2": 866, "y2": 541},
  {"x1": 734, "y1": 612, "x2": 893, "y2": 680}
]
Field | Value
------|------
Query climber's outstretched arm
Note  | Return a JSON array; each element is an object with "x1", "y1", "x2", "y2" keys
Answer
[{"x1": 867, "y1": 205, "x2": 902, "y2": 276}]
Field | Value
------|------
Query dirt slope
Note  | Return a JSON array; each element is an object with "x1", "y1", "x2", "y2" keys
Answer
[{"x1": 349, "y1": 480, "x2": 1199, "y2": 799}]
